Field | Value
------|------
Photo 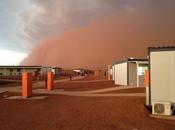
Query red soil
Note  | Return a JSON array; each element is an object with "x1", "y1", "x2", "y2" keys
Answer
[
  {"x1": 0, "y1": 94, "x2": 175, "y2": 130},
  {"x1": 0, "y1": 79, "x2": 175, "y2": 130},
  {"x1": 75, "y1": 75, "x2": 107, "y2": 81},
  {"x1": 0, "y1": 82, "x2": 21, "y2": 88},
  {"x1": 54, "y1": 80, "x2": 116, "y2": 91}
]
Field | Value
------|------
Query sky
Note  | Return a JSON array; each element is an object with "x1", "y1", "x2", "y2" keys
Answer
[
  {"x1": 0, "y1": 0, "x2": 175, "y2": 67},
  {"x1": 0, "y1": 49, "x2": 27, "y2": 65}
]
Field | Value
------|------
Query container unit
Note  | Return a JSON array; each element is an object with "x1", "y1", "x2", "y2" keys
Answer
[
  {"x1": 112, "y1": 58, "x2": 148, "y2": 87},
  {"x1": 148, "y1": 47, "x2": 175, "y2": 112}
]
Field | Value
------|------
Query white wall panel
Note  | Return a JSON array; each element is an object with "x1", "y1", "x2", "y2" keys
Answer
[{"x1": 114, "y1": 63, "x2": 127, "y2": 86}]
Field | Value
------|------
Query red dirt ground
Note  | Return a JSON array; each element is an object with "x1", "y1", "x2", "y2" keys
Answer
[
  {"x1": 0, "y1": 94, "x2": 175, "y2": 130},
  {"x1": 74, "y1": 75, "x2": 108, "y2": 81},
  {"x1": 0, "y1": 77, "x2": 175, "y2": 130},
  {"x1": 0, "y1": 82, "x2": 21, "y2": 88},
  {"x1": 54, "y1": 80, "x2": 116, "y2": 91}
]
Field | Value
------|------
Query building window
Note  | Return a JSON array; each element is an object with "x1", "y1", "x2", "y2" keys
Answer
[
  {"x1": 17, "y1": 68, "x2": 21, "y2": 72},
  {"x1": 138, "y1": 67, "x2": 146, "y2": 75},
  {"x1": 10, "y1": 68, "x2": 13, "y2": 72},
  {"x1": 0, "y1": 73, "x2": 3, "y2": 76}
]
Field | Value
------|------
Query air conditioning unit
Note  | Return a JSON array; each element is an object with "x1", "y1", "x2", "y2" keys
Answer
[{"x1": 152, "y1": 102, "x2": 172, "y2": 116}]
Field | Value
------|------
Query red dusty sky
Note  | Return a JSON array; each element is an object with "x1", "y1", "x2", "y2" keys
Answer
[{"x1": 21, "y1": 12, "x2": 175, "y2": 70}]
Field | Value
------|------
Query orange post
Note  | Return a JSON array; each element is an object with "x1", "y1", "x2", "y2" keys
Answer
[
  {"x1": 47, "y1": 72, "x2": 54, "y2": 91},
  {"x1": 22, "y1": 72, "x2": 32, "y2": 98},
  {"x1": 144, "y1": 67, "x2": 149, "y2": 87}
]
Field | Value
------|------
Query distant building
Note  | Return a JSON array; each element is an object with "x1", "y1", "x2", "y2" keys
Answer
[
  {"x1": 112, "y1": 58, "x2": 148, "y2": 87},
  {"x1": 94, "y1": 70, "x2": 107, "y2": 77},
  {"x1": 73, "y1": 68, "x2": 94, "y2": 76},
  {"x1": 51, "y1": 67, "x2": 63, "y2": 76},
  {"x1": 0, "y1": 66, "x2": 41, "y2": 77},
  {"x1": 0, "y1": 66, "x2": 60, "y2": 79},
  {"x1": 73, "y1": 68, "x2": 86, "y2": 76}
]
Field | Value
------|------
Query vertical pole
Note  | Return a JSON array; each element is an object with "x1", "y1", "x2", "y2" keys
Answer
[
  {"x1": 144, "y1": 67, "x2": 149, "y2": 87},
  {"x1": 136, "y1": 62, "x2": 139, "y2": 87},
  {"x1": 144, "y1": 67, "x2": 149, "y2": 106},
  {"x1": 47, "y1": 72, "x2": 54, "y2": 91},
  {"x1": 22, "y1": 72, "x2": 32, "y2": 98},
  {"x1": 108, "y1": 65, "x2": 111, "y2": 80}
]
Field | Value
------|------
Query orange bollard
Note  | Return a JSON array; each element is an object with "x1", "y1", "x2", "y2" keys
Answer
[
  {"x1": 144, "y1": 67, "x2": 149, "y2": 87},
  {"x1": 47, "y1": 72, "x2": 54, "y2": 91},
  {"x1": 144, "y1": 67, "x2": 150, "y2": 106},
  {"x1": 22, "y1": 72, "x2": 32, "y2": 98}
]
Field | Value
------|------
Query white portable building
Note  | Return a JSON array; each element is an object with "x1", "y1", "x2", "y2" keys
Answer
[
  {"x1": 112, "y1": 59, "x2": 148, "y2": 87},
  {"x1": 148, "y1": 47, "x2": 175, "y2": 108}
]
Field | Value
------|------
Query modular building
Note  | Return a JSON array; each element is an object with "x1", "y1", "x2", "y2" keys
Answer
[
  {"x1": 0, "y1": 66, "x2": 56, "y2": 79},
  {"x1": 148, "y1": 47, "x2": 175, "y2": 111},
  {"x1": 0, "y1": 66, "x2": 42, "y2": 77},
  {"x1": 94, "y1": 70, "x2": 107, "y2": 77},
  {"x1": 112, "y1": 58, "x2": 148, "y2": 87},
  {"x1": 52, "y1": 67, "x2": 63, "y2": 76},
  {"x1": 73, "y1": 68, "x2": 94, "y2": 76}
]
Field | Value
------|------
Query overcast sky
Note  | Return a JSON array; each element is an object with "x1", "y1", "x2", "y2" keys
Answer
[{"x1": 2, "y1": 0, "x2": 174, "y2": 52}]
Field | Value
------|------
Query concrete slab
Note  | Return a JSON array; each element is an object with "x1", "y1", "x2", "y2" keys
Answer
[
  {"x1": 5, "y1": 95, "x2": 48, "y2": 100},
  {"x1": 149, "y1": 114, "x2": 175, "y2": 121},
  {"x1": 34, "y1": 88, "x2": 65, "y2": 94}
]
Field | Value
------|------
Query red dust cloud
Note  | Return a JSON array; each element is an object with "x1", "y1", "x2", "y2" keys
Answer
[{"x1": 21, "y1": 12, "x2": 175, "y2": 69}]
